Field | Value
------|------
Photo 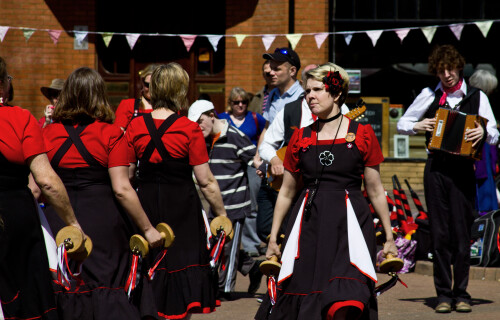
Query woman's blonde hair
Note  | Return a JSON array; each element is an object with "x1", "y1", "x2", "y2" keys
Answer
[
  {"x1": 138, "y1": 64, "x2": 160, "y2": 81},
  {"x1": 226, "y1": 87, "x2": 250, "y2": 113},
  {"x1": 150, "y1": 63, "x2": 190, "y2": 112},
  {"x1": 53, "y1": 67, "x2": 114, "y2": 124},
  {"x1": 305, "y1": 62, "x2": 350, "y2": 106}
]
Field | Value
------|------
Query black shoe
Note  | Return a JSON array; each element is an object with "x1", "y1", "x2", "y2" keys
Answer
[
  {"x1": 217, "y1": 291, "x2": 233, "y2": 301},
  {"x1": 248, "y1": 260, "x2": 264, "y2": 294}
]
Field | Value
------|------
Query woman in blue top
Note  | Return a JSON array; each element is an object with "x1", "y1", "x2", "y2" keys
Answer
[
  {"x1": 219, "y1": 87, "x2": 267, "y2": 257},
  {"x1": 219, "y1": 87, "x2": 267, "y2": 145}
]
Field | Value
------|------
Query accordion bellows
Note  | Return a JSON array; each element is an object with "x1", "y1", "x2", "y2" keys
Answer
[{"x1": 428, "y1": 107, "x2": 488, "y2": 160}]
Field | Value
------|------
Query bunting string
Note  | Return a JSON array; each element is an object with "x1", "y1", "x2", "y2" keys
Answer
[{"x1": 0, "y1": 19, "x2": 498, "y2": 51}]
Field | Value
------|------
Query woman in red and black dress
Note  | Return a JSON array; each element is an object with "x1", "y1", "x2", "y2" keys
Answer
[
  {"x1": 256, "y1": 63, "x2": 398, "y2": 320},
  {"x1": 115, "y1": 64, "x2": 158, "y2": 131},
  {"x1": 0, "y1": 57, "x2": 83, "y2": 320},
  {"x1": 42, "y1": 67, "x2": 163, "y2": 320},
  {"x1": 126, "y1": 63, "x2": 227, "y2": 319}
]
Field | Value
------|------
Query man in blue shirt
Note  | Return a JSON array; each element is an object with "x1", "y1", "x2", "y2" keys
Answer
[{"x1": 255, "y1": 47, "x2": 303, "y2": 243}]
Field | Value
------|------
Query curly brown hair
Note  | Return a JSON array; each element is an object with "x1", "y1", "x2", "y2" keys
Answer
[
  {"x1": 52, "y1": 67, "x2": 114, "y2": 124},
  {"x1": 428, "y1": 45, "x2": 465, "y2": 76}
]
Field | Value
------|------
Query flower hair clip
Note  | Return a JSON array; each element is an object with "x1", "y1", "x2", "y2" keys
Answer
[{"x1": 323, "y1": 70, "x2": 344, "y2": 94}]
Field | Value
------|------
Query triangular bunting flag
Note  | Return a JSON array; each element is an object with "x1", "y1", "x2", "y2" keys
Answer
[
  {"x1": 449, "y1": 24, "x2": 464, "y2": 40},
  {"x1": 74, "y1": 31, "x2": 88, "y2": 46},
  {"x1": 366, "y1": 30, "x2": 383, "y2": 47},
  {"x1": 286, "y1": 34, "x2": 302, "y2": 50},
  {"x1": 126, "y1": 34, "x2": 140, "y2": 50},
  {"x1": 234, "y1": 34, "x2": 247, "y2": 47},
  {"x1": 181, "y1": 35, "x2": 197, "y2": 52},
  {"x1": 23, "y1": 29, "x2": 35, "y2": 42},
  {"x1": 314, "y1": 33, "x2": 328, "y2": 49},
  {"x1": 262, "y1": 35, "x2": 276, "y2": 51},
  {"x1": 344, "y1": 33, "x2": 353, "y2": 46},
  {"x1": 395, "y1": 29, "x2": 410, "y2": 43},
  {"x1": 207, "y1": 35, "x2": 223, "y2": 52},
  {"x1": 421, "y1": 26, "x2": 437, "y2": 43},
  {"x1": 102, "y1": 33, "x2": 114, "y2": 47},
  {"x1": 475, "y1": 21, "x2": 493, "y2": 38},
  {"x1": 48, "y1": 30, "x2": 62, "y2": 45},
  {"x1": 0, "y1": 26, "x2": 10, "y2": 42}
]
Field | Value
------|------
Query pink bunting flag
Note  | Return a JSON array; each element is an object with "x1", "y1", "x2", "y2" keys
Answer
[
  {"x1": 395, "y1": 29, "x2": 410, "y2": 43},
  {"x1": 314, "y1": 33, "x2": 328, "y2": 49},
  {"x1": 344, "y1": 33, "x2": 353, "y2": 46},
  {"x1": 126, "y1": 34, "x2": 140, "y2": 50},
  {"x1": 0, "y1": 26, "x2": 10, "y2": 42},
  {"x1": 48, "y1": 29, "x2": 62, "y2": 45},
  {"x1": 366, "y1": 30, "x2": 383, "y2": 47},
  {"x1": 449, "y1": 24, "x2": 464, "y2": 40},
  {"x1": 181, "y1": 35, "x2": 197, "y2": 52},
  {"x1": 207, "y1": 35, "x2": 223, "y2": 52},
  {"x1": 262, "y1": 35, "x2": 276, "y2": 51}
]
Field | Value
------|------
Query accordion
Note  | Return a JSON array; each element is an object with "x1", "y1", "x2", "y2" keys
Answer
[{"x1": 428, "y1": 107, "x2": 487, "y2": 160}]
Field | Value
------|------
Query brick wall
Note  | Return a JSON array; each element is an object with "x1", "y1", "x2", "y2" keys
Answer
[
  {"x1": 0, "y1": 0, "x2": 96, "y2": 119},
  {"x1": 225, "y1": 0, "x2": 329, "y2": 102}
]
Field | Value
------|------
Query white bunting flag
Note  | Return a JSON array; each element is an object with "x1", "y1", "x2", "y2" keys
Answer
[
  {"x1": 314, "y1": 33, "x2": 328, "y2": 49},
  {"x1": 102, "y1": 33, "x2": 114, "y2": 47},
  {"x1": 421, "y1": 26, "x2": 437, "y2": 43},
  {"x1": 234, "y1": 34, "x2": 247, "y2": 47},
  {"x1": 181, "y1": 35, "x2": 197, "y2": 52},
  {"x1": 262, "y1": 35, "x2": 276, "y2": 51},
  {"x1": 207, "y1": 35, "x2": 223, "y2": 52},
  {"x1": 23, "y1": 29, "x2": 35, "y2": 42},
  {"x1": 366, "y1": 30, "x2": 383, "y2": 47},
  {"x1": 344, "y1": 33, "x2": 353, "y2": 46},
  {"x1": 286, "y1": 34, "x2": 302, "y2": 50},
  {"x1": 0, "y1": 26, "x2": 9, "y2": 42},
  {"x1": 74, "y1": 31, "x2": 88, "y2": 46},
  {"x1": 126, "y1": 34, "x2": 140, "y2": 50},
  {"x1": 475, "y1": 21, "x2": 493, "y2": 38},
  {"x1": 395, "y1": 28, "x2": 410, "y2": 43},
  {"x1": 449, "y1": 24, "x2": 464, "y2": 40},
  {"x1": 48, "y1": 30, "x2": 62, "y2": 45}
]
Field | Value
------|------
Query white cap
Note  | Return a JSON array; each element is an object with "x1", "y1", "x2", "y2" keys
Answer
[{"x1": 188, "y1": 100, "x2": 215, "y2": 122}]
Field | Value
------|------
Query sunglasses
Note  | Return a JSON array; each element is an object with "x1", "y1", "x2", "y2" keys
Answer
[
  {"x1": 143, "y1": 81, "x2": 150, "y2": 89},
  {"x1": 232, "y1": 100, "x2": 248, "y2": 105}
]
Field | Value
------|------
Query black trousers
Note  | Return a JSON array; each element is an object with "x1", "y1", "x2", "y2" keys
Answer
[{"x1": 424, "y1": 153, "x2": 476, "y2": 304}]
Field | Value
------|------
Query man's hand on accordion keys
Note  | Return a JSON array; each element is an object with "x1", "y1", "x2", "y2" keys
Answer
[
  {"x1": 465, "y1": 120, "x2": 484, "y2": 147},
  {"x1": 413, "y1": 117, "x2": 436, "y2": 132}
]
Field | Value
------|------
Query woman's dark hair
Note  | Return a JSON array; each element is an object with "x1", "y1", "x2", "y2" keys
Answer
[
  {"x1": 0, "y1": 57, "x2": 10, "y2": 103},
  {"x1": 52, "y1": 67, "x2": 114, "y2": 124},
  {"x1": 428, "y1": 45, "x2": 466, "y2": 76}
]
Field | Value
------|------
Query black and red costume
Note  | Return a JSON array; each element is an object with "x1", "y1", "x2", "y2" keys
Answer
[
  {"x1": 256, "y1": 118, "x2": 384, "y2": 320},
  {"x1": 126, "y1": 113, "x2": 219, "y2": 319},
  {"x1": 0, "y1": 104, "x2": 58, "y2": 320}
]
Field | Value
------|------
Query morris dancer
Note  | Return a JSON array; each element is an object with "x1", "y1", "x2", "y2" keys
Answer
[
  {"x1": 42, "y1": 67, "x2": 163, "y2": 319},
  {"x1": 397, "y1": 45, "x2": 499, "y2": 313},
  {"x1": 255, "y1": 62, "x2": 397, "y2": 320},
  {"x1": 126, "y1": 63, "x2": 226, "y2": 319},
  {"x1": 0, "y1": 57, "x2": 83, "y2": 320}
]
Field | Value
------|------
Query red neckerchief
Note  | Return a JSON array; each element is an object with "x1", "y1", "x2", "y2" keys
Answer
[{"x1": 439, "y1": 78, "x2": 463, "y2": 106}]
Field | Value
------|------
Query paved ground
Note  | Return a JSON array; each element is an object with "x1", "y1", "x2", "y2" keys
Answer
[{"x1": 192, "y1": 266, "x2": 500, "y2": 320}]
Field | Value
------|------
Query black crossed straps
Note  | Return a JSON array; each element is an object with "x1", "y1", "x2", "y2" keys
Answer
[
  {"x1": 141, "y1": 113, "x2": 180, "y2": 162},
  {"x1": 50, "y1": 124, "x2": 102, "y2": 168}
]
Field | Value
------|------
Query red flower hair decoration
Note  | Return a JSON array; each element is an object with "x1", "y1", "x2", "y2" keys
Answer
[
  {"x1": 297, "y1": 137, "x2": 313, "y2": 152},
  {"x1": 323, "y1": 70, "x2": 344, "y2": 94}
]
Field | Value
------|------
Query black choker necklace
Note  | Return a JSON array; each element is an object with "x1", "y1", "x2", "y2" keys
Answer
[{"x1": 318, "y1": 111, "x2": 342, "y2": 123}]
